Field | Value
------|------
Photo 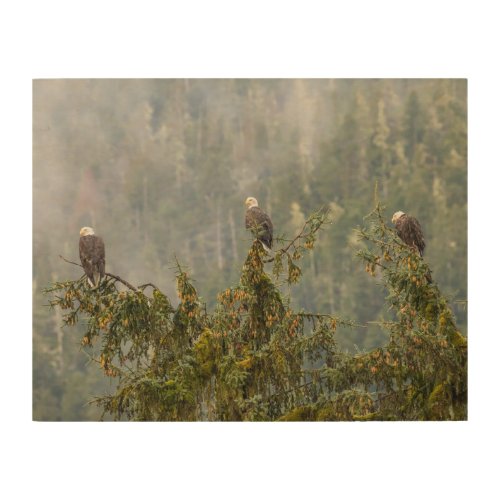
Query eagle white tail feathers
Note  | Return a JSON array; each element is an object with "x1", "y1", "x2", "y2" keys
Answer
[
  {"x1": 259, "y1": 241, "x2": 272, "y2": 253},
  {"x1": 87, "y1": 273, "x2": 101, "y2": 289}
]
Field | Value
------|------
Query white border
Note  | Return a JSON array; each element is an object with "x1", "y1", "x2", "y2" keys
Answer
[{"x1": 3, "y1": 1, "x2": 498, "y2": 499}]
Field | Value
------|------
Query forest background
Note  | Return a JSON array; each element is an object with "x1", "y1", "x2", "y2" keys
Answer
[{"x1": 33, "y1": 78, "x2": 467, "y2": 421}]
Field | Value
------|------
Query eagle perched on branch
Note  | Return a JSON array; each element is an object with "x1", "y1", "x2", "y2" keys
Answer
[
  {"x1": 245, "y1": 197, "x2": 273, "y2": 252},
  {"x1": 391, "y1": 211, "x2": 425, "y2": 256},
  {"x1": 79, "y1": 226, "x2": 105, "y2": 288}
]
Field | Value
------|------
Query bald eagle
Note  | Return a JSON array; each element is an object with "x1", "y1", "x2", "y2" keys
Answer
[
  {"x1": 245, "y1": 197, "x2": 273, "y2": 252},
  {"x1": 79, "y1": 227, "x2": 105, "y2": 288},
  {"x1": 392, "y1": 211, "x2": 425, "y2": 256}
]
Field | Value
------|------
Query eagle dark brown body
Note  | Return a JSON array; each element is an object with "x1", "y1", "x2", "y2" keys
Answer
[
  {"x1": 245, "y1": 201, "x2": 273, "y2": 251},
  {"x1": 79, "y1": 228, "x2": 105, "y2": 287},
  {"x1": 393, "y1": 213, "x2": 425, "y2": 256}
]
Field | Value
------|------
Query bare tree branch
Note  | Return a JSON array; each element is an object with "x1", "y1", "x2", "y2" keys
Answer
[
  {"x1": 59, "y1": 254, "x2": 143, "y2": 292},
  {"x1": 138, "y1": 283, "x2": 160, "y2": 292},
  {"x1": 59, "y1": 255, "x2": 81, "y2": 267},
  {"x1": 105, "y1": 272, "x2": 138, "y2": 292}
]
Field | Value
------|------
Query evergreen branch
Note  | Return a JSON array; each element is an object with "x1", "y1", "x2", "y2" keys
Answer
[
  {"x1": 80, "y1": 349, "x2": 133, "y2": 377},
  {"x1": 263, "y1": 206, "x2": 331, "y2": 263},
  {"x1": 296, "y1": 312, "x2": 363, "y2": 328},
  {"x1": 264, "y1": 220, "x2": 310, "y2": 263},
  {"x1": 263, "y1": 376, "x2": 322, "y2": 403}
]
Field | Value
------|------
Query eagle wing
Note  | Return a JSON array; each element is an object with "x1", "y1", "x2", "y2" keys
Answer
[
  {"x1": 395, "y1": 215, "x2": 425, "y2": 256},
  {"x1": 79, "y1": 235, "x2": 106, "y2": 286},
  {"x1": 246, "y1": 206, "x2": 273, "y2": 249}
]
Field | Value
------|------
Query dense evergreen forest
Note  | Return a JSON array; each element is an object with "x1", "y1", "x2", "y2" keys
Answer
[{"x1": 33, "y1": 79, "x2": 467, "y2": 421}]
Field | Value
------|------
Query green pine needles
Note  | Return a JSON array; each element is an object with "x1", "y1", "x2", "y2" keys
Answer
[{"x1": 44, "y1": 204, "x2": 466, "y2": 421}]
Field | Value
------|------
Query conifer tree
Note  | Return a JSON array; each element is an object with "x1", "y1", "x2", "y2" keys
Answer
[
  {"x1": 354, "y1": 203, "x2": 467, "y2": 419},
  {"x1": 45, "y1": 209, "x2": 348, "y2": 421},
  {"x1": 45, "y1": 203, "x2": 466, "y2": 421}
]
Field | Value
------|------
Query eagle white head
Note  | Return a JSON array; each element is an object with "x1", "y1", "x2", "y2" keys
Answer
[
  {"x1": 245, "y1": 197, "x2": 259, "y2": 209},
  {"x1": 391, "y1": 211, "x2": 405, "y2": 224},
  {"x1": 80, "y1": 226, "x2": 95, "y2": 237}
]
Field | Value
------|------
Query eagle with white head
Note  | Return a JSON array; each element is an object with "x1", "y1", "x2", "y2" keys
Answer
[
  {"x1": 245, "y1": 197, "x2": 273, "y2": 252},
  {"x1": 391, "y1": 211, "x2": 425, "y2": 256},
  {"x1": 79, "y1": 227, "x2": 106, "y2": 288}
]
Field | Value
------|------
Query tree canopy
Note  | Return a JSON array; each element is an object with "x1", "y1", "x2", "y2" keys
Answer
[{"x1": 45, "y1": 203, "x2": 466, "y2": 421}]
